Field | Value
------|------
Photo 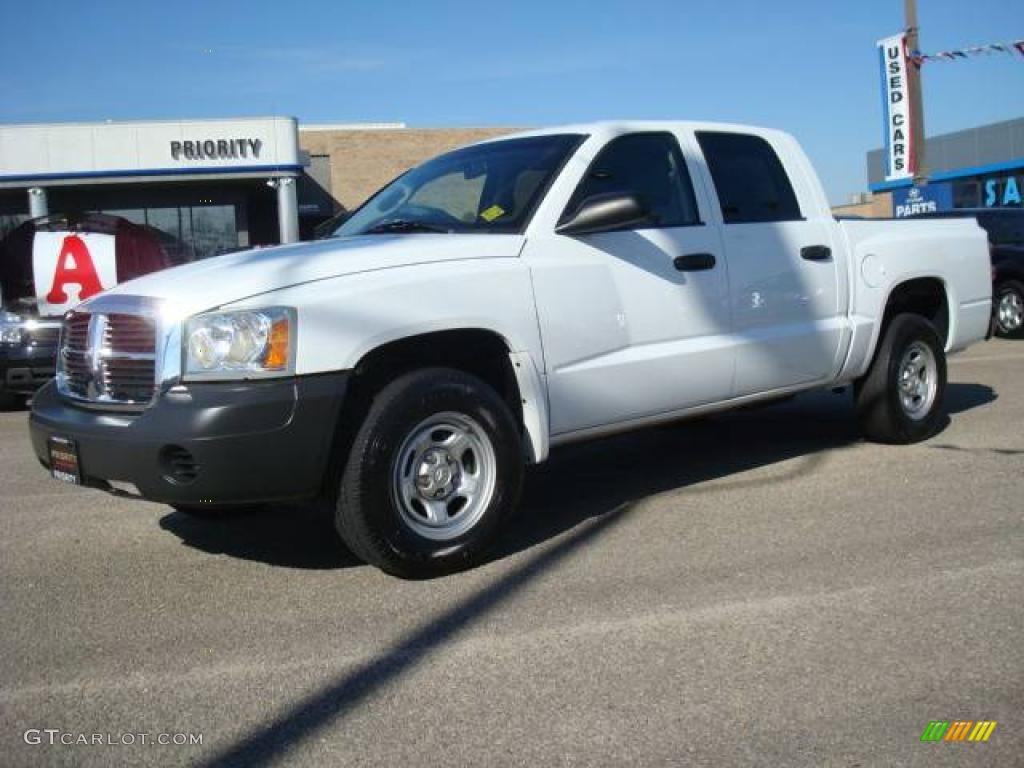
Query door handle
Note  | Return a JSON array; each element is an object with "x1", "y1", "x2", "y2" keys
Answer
[
  {"x1": 800, "y1": 245, "x2": 832, "y2": 261},
  {"x1": 673, "y1": 252, "x2": 716, "y2": 271}
]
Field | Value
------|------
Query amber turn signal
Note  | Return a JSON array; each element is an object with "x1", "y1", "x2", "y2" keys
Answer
[{"x1": 265, "y1": 317, "x2": 290, "y2": 370}]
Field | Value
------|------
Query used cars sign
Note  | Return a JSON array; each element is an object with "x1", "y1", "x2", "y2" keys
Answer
[{"x1": 877, "y1": 33, "x2": 916, "y2": 182}]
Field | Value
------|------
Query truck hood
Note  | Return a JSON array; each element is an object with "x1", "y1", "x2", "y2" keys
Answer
[{"x1": 102, "y1": 233, "x2": 526, "y2": 314}]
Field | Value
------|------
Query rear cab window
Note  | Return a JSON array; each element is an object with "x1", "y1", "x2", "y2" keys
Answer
[{"x1": 696, "y1": 132, "x2": 802, "y2": 224}]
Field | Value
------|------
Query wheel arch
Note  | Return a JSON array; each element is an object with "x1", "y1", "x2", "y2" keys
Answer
[
  {"x1": 878, "y1": 276, "x2": 951, "y2": 348},
  {"x1": 850, "y1": 275, "x2": 952, "y2": 384},
  {"x1": 328, "y1": 328, "x2": 548, "y2": 492}
]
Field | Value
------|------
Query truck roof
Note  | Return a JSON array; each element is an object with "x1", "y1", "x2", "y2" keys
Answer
[{"x1": 476, "y1": 120, "x2": 793, "y2": 146}]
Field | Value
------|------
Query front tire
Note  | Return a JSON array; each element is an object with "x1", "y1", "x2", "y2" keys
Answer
[
  {"x1": 994, "y1": 279, "x2": 1024, "y2": 338},
  {"x1": 855, "y1": 313, "x2": 947, "y2": 444},
  {"x1": 336, "y1": 368, "x2": 523, "y2": 578}
]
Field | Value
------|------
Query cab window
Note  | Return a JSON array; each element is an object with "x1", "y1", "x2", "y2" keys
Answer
[
  {"x1": 696, "y1": 131, "x2": 802, "y2": 224},
  {"x1": 562, "y1": 133, "x2": 701, "y2": 229}
]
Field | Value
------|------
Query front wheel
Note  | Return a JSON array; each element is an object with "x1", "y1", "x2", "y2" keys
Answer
[
  {"x1": 336, "y1": 368, "x2": 523, "y2": 578},
  {"x1": 855, "y1": 313, "x2": 947, "y2": 444},
  {"x1": 994, "y1": 279, "x2": 1024, "y2": 338}
]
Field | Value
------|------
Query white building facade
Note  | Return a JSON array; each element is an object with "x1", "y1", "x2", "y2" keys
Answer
[{"x1": 0, "y1": 117, "x2": 305, "y2": 257}]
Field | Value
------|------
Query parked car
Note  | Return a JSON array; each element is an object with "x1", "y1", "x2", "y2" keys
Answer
[
  {"x1": 0, "y1": 213, "x2": 185, "y2": 407},
  {"x1": 29, "y1": 122, "x2": 992, "y2": 577},
  {"x1": 910, "y1": 208, "x2": 1024, "y2": 337}
]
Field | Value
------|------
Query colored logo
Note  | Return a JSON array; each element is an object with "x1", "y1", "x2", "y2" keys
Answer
[
  {"x1": 46, "y1": 235, "x2": 104, "y2": 305},
  {"x1": 921, "y1": 720, "x2": 997, "y2": 742},
  {"x1": 893, "y1": 182, "x2": 953, "y2": 218}
]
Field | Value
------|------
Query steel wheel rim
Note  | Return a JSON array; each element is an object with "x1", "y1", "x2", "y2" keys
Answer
[
  {"x1": 390, "y1": 411, "x2": 497, "y2": 541},
  {"x1": 897, "y1": 340, "x2": 938, "y2": 421},
  {"x1": 997, "y1": 290, "x2": 1023, "y2": 332}
]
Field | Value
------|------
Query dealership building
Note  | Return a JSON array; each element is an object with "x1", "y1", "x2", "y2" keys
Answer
[
  {"x1": 0, "y1": 117, "x2": 513, "y2": 259},
  {"x1": 848, "y1": 117, "x2": 1024, "y2": 218}
]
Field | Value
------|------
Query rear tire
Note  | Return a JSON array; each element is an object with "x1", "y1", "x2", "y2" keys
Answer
[
  {"x1": 855, "y1": 313, "x2": 947, "y2": 444},
  {"x1": 336, "y1": 367, "x2": 523, "y2": 579},
  {"x1": 994, "y1": 279, "x2": 1024, "y2": 338}
]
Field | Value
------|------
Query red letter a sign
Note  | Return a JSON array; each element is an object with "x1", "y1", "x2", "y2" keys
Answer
[{"x1": 46, "y1": 235, "x2": 104, "y2": 304}]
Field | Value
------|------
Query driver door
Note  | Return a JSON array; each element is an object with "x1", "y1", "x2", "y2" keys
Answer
[{"x1": 523, "y1": 132, "x2": 734, "y2": 437}]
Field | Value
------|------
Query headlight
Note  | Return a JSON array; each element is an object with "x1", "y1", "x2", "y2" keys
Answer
[
  {"x1": 183, "y1": 307, "x2": 295, "y2": 379},
  {"x1": 0, "y1": 311, "x2": 25, "y2": 345}
]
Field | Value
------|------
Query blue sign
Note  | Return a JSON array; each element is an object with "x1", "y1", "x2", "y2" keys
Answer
[
  {"x1": 983, "y1": 175, "x2": 1023, "y2": 207},
  {"x1": 893, "y1": 183, "x2": 953, "y2": 218}
]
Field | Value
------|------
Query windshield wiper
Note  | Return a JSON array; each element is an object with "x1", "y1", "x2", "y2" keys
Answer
[{"x1": 363, "y1": 219, "x2": 449, "y2": 235}]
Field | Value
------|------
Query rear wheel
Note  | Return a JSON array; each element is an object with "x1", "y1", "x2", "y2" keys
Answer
[
  {"x1": 335, "y1": 367, "x2": 523, "y2": 578},
  {"x1": 994, "y1": 279, "x2": 1024, "y2": 338},
  {"x1": 855, "y1": 313, "x2": 947, "y2": 444}
]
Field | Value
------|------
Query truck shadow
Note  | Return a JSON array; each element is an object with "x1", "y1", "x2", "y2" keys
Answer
[
  {"x1": 502, "y1": 380, "x2": 996, "y2": 559},
  {"x1": 502, "y1": 388, "x2": 853, "y2": 562},
  {"x1": 158, "y1": 382, "x2": 995, "y2": 570},
  {"x1": 189, "y1": 382, "x2": 995, "y2": 768},
  {"x1": 159, "y1": 502, "x2": 362, "y2": 569}
]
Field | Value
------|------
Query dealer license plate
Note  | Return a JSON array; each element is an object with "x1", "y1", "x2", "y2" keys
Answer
[{"x1": 48, "y1": 435, "x2": 81, "y2": 485}]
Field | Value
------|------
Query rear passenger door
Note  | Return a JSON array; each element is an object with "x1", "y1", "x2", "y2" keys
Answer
[{"x1": 694, "y1": 131, "x2": 843, "y2": 395}]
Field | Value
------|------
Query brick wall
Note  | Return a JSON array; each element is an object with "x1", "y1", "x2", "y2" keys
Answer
[
  {"x1": 831, "y1": 192, "x2": 893, "y2": 219},
  {"x1": 299, "y1": 127, "x2": 520, "y2": 212}
]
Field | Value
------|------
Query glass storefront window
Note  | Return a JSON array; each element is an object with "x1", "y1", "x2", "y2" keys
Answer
[
  {"x1": 145, "y1": 207, "x2": 184, "y2": 247},
  {"x1": 102, "y1": 208, "x2": 148, "y2": 226},
  {"x1": 98, "y1": 205, "x2": 238, "y2": 260},
  {"x1": 188, "y1": 205, "x2": 237, "y2": 258},
  {"x1": 953, "y1": 180, "x2": 981, "y2": 209}
]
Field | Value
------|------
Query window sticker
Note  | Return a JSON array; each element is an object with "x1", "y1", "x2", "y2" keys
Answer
[{"x1": 480, "y1": 204, "x2": 506, "y2": 222}]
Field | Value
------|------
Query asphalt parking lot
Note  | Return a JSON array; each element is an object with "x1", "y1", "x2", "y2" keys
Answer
[{"x1": 1, "y1": 339, "x2": 1022, "y2": 767}]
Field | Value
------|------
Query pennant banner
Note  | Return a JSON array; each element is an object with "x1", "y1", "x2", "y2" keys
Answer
[{"x1": 911, "y1": 39, "x2": 1024, "y2": 66}]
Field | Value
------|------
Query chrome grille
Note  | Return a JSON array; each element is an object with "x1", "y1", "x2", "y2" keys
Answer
[
  {"x1": 61, "y1": 313, "x2": 92, "y2": 399},
  {"x1": 105, "y1": 313, "x2": 156, "y2": 354},
  {"x1": 59, "y1": 310, "x2": 157, "y2": 408}
]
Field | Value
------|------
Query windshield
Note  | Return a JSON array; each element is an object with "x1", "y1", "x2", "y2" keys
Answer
[{"x1": 334, "y1": 134, "x2": 584, "y2": 237}]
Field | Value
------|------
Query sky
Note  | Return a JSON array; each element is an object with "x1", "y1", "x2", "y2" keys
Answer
[{"x1": 1, "y1": 0, "x2": 1022, "y2": 205}]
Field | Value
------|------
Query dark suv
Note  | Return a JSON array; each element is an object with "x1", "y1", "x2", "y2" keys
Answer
[
  {"x1": 911, "y1": 208, "x2": 1024, "y2": 338},
  {"x1": 0, "y1": 213, "x2": 185, "y2": 408}
]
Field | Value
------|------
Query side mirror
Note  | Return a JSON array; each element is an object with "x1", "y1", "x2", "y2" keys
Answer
[{"x1": 556, "y1": 192, "x2": 650, "y2": 236}]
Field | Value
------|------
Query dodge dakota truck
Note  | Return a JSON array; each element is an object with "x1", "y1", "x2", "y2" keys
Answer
[{"x1": 29, "y1": 121, "x2": 992, "y2": 577}]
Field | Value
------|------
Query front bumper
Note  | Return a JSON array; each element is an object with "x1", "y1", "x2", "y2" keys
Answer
[{"x1": 29, "y1": 373, "x2": 348, "y2": 505}]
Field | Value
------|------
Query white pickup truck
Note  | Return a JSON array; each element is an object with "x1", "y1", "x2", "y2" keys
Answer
[{"x1": 30, "y1": 121, "x2": 992, "y2": 577}]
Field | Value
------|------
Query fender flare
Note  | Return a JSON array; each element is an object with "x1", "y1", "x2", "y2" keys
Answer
[{"x1": 508, "y1": 350, "x2": 549, "y2": 464}]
